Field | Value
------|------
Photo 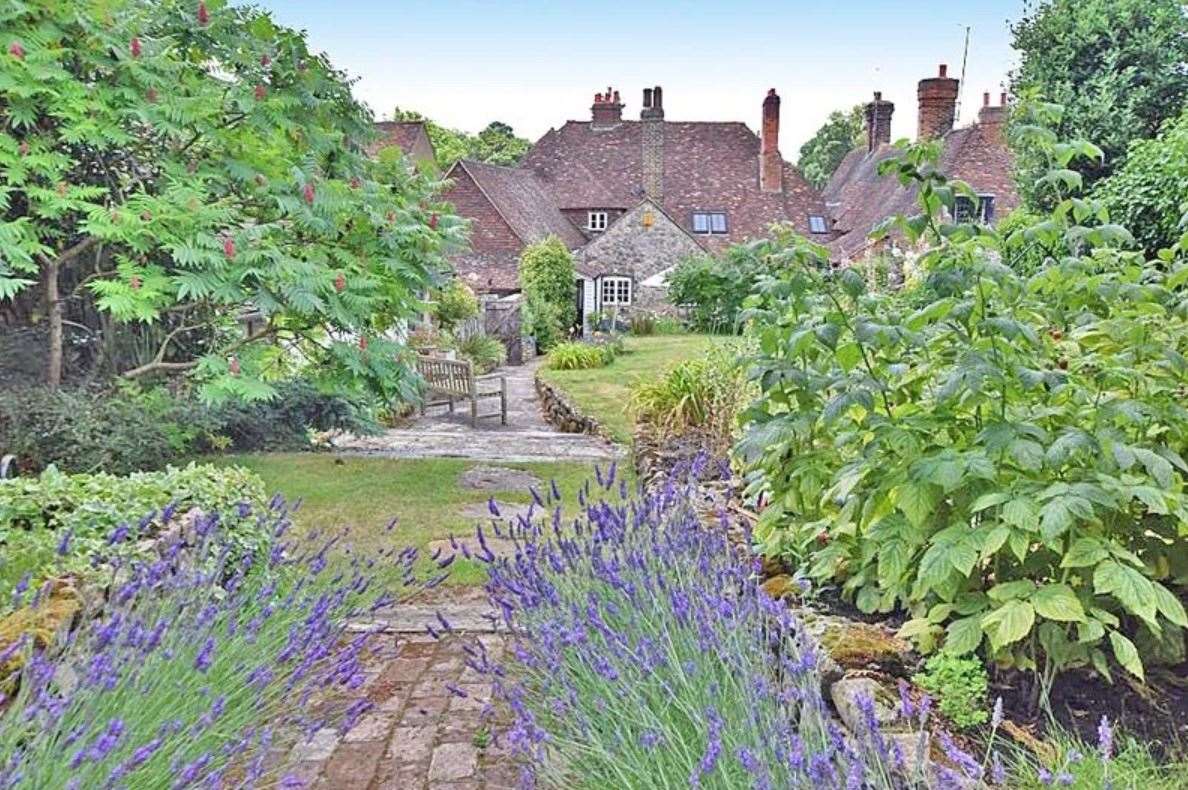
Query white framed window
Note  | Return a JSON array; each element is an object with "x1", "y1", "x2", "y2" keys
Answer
[
  {"x1": 954, "y1": 194, "x2": 996, "y2": 224},
  {"x1": 587, "y1": 211, "x2": 609, "y2": 232},
  {"x1": 600, "y1": 276, "x2": 632, "y2": 306},
  {"x1": 692, "y1": 211, "x2": 728, "y2": 235},
  {"x1": 808, "y1": 215, "x2": 829, "y2": 234}
]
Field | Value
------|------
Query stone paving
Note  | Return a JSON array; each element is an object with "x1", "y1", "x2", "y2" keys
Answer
[
  {"x1": 287, "y1": 631, "x2": 519, "y2": 789},
  {"x1": 333, "y1": 358, "x2": 623, "y2": 463}
]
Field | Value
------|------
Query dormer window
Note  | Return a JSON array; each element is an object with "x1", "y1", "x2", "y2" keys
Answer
[
  {"x1": 954, "y1": 194, "x2": 996, "y2": 224},
  {"x1": 692, "y1": 211, "x2": 728, "y2": 235},
  {"x1": 587, "y1": 211, "x2": 609, "y2": 232},
  {"x1": 808, "y1": 215, "x2": 829, "y2": 234}
]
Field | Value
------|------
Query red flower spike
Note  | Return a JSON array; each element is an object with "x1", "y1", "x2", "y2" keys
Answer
[
  {"x1": 56, "y1": 182, "x2": 68, "y2": 197},
  {"x1": 358, "y1": 336, "x2": 368, "y2": 351},
  {"x1": 130, "y1": 276, "x2": 142, "y2": 291},
  {"x1": 334, "y1": 272, "x2": 346, "y2": 293},
  {"x1": 254, "y1": 173, "x2": 267, "y2": 187},
  {"x1": 18, "y1": 141, "x2": 29, "y2": 156},
  {"x1": 8, "y1": 42, "x2": 24, "y2": 60},
  {"x1": 429, "y1": 213, "x2": 439, "y2": 230},
  {"x1": 223, "y1": 236, "x2": 236, "y2": 259},
  {"x1": 349, "y1": 176, "x2": 361, "y2": 190},
  {"x1": 140, "y1": 210, "x2": 152, "y2": 222},
  {"x1": 385, "y1": 211, "x2": 395, "y2": 223},
  {"x1": 260, "y1": 54, "x2": 271, "y2": 67},
  {"x1": 229, "y1": 356, "x2": 241, "y2": 376},
  {"x1": 131, "y1": 37, "x2": 142, "y2": 58},
  {"x1": 146, "y1": 87, "x2": 158, "y2": 104},
  {"x1": 254, "y1": 84, "x2": 266, "y2": 101},
  {"x1": 197, "y1": 1, "x2": 209, "y2": 26},
  {"x1": 302, "y1": 182, "x2": 315, "y2": 205}
]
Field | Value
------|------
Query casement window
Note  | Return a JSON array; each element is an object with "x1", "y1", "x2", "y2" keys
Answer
[
  {"x1": 587, "y1": 211, "x2": 609, "y2": 232},
  {"x1": 953, "y1": 194, "x2": 996, "y2": 224},
  {"x1": 691, "y1": 211, "x2": 728, "y2": 235},
  {"x1": 600, "y1": 276, "x2": 632, "y2": 306},
  {"x1": 808, "y1": 215, "x2": 829, "y2": 234}
]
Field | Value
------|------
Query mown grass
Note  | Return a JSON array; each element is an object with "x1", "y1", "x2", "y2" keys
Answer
[
  {"x1": 216, "y1": 454, "x2": 609, "y2": 586},
  {"x1": 538, "y1": 334, "x2": 730, "y2": 443}
]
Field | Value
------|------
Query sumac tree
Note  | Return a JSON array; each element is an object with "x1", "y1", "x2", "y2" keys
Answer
[{"x1": 0, "y1": 0, "x2": 463, "y2": 401}]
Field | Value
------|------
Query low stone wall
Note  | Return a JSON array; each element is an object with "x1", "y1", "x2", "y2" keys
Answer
[{"x1": 534, "y1": 375, "x2": 607, "y2": 438}]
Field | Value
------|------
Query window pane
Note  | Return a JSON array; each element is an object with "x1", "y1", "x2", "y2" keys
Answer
[
  {"x1": 710, "y1": 213, "x2": 727, "y2": 233},
  {"x1": 954, "y1": 197, "x2": 973, "y2": 223},
  {"x1": 618, "y1": 279, "x2": 630, "y2": 304},
  {"x1": 692, "y1": 213, "x2": 709, "y2": 233},
  {"x1": 979, "y1": 196, "x2": 995, "y2": 223},
  {"x1": 809, "y1": 215, "x2": 827, "y2": 234}
]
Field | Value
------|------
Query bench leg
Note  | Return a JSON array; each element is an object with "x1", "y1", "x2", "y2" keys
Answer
[
  {"x1": 470, "y1": 395, "x2": 478, "y2": 428},
  {"x1": 500, "y1": 377, "x2": 508, "y2": 426},
  {"x1": 448, "y1": 397, "x2": 454, "y2": 414}
]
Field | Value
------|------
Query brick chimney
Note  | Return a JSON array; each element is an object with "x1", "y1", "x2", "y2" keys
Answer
[
  {"x1": 864, "y1": 91, "x2": 895, "y2": 152},
  {"x1": 760, "y1": 89, "x2": 782, "y2": 193},
  {"x1": 977, "y1": 90, "x2": 1008, "y2": 142},
  {"x1": 591, "y1": 86, "x2": 623, "y2": 129},
  {"x1": 642, "y1": 85, "x2": 664, "y2": 200},
  {"x1": 917, "y1": 64, "x2": 959, "y2": 140}
]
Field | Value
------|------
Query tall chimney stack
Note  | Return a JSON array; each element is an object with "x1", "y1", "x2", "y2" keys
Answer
[
  {"x1": 978, "y1": 90, "x2": 1007, "y2": 142},
  {"x1": 917, "y1": 64, "x2": 959, "y2": 140},
  {"x1": 641, "y1": 85, "x2": 665, "y2": 199},
  {"x1": 760, "y1": 89, "x2": 782, "y2": 193},
  {"x1": 591, "y1": 86, "x2": 624, "y2": 129},
  {"x1": 864, "y1": 91, "x2": 895, "y2": 152}
]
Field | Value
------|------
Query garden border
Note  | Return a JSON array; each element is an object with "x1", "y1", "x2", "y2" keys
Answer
[{"x1": 533, "y1": 374, "x2": 612, "y2": 440}]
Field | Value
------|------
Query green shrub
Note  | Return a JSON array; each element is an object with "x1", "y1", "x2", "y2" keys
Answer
[
  {"x1": 630, "y1": 341, "x2": 751, "y2": 453},
  {"x1": 201, "y1": 379, "x2": 377, "y2": 451},
  {"x1": 452, "y1": 333, "x2": 506, "y2": 374},
  {"x1": 520, "y1": 237, "x2": 576, "y2": 350},
  {"x1": 998, "y1": 206, "x2": 1059, "y2": 274},
  {"x1": 739, "y1": 105, "x2": 1188, "y2": 699},
  {"x1": 654, "y1": 315, "x2": 688, "y2": 335},
  {"x1": 432, "y1": 279, "x2": 480, "y2": 331},
  {"x1": 911, "y1": 653, "x2": 989, "y2": 730},
  {"x1": 546, "y1": 341, "x2": 613, "y2": 370},
  {"x1": 0, "y1": 463, "x2": 268, "y2": 593},
  {"x1": 668, "y1": 245, "x2": 786, "y2": 334},
  {"x1": 0, "y1": 384, "x2": 202, "y2": 475}
]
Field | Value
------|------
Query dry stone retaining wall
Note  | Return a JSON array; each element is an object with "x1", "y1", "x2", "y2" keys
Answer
[{"x1": 534, "y1": 375, "x2": 608, "y2": 439}]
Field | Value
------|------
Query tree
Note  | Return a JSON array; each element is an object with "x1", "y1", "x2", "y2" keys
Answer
[
  {"x1": 518, "y1": 237, "x2": 575, "y2": 351},
  {"x1": 797, "y1": 105, "x2": 864, "y2": 189},
  {"x1": 1009, "y1": 0, "x2": 1188, "y2": 199},
  {"x1": 1, "y1": 0, "x2": 462, "y2": 401},
  {"x1": 392, "y1": 109, "x2": 531, "y2": 171},
  {"x1": 1094, "y1": 109, "x2": 1188, "y2": 258}
]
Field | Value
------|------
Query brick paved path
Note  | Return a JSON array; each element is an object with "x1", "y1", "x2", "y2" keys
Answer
[{"x1": 285, "y1": 630, "x2": 519, "y2": 789}]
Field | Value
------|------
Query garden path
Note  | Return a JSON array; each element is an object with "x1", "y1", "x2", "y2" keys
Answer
[{"x1": 333, "y1": 357, "x2": 624, "y2": 463}]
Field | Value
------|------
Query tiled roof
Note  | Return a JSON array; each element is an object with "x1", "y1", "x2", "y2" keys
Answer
[
  {"x1": 456, "y1": 160, "x2": 588, "y2": 250},
  {"x1": 369, "y1": 121, "x2": 432, "y2": 159},
  {"x1": 824, "y1": 117, "x2": 1019, "y2": 259},
  {"x1": 521, "y1": 120, "x2": 833, "y2": 245}
]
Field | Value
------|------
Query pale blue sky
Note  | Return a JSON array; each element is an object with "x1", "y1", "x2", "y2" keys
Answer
[{"x1": 247, "y1": 0, "x2": 1025, "y2": 153}]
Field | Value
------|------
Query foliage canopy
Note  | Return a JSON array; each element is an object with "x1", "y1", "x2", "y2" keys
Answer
[{"x1": 797, "y1": 104, "x2": 865, "y2": 190}]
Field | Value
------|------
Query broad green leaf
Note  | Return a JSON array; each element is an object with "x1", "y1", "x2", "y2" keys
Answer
[
  {"x1": 982, "y1": 600, "x2": 1036, "y2": 649},
  {"x1": 988, "y1": 580, "x2": 1036, "y2": 602},
  {"x1": 1031, "y1": 583, "x2": 1085, "y2": 622},
  {"x1": 1109, "y1": 631, "x2": 1144, "y2": 681},
  {"x1": 1061, "y1": 537, "x2": 1108, "y2": 568},
  {"x1": 895, "y1": 483, "x2": 937, "y2": 528},
  {"x1": 944, "y1": 616, "x2": 984, "y2": 655},
  {"x1": 1094, "y1": 561, "x2": 1158, "y2": 625},
  {"x1": 1153, "y1": 582, "x2": 1188, "y2": 628},
  {"x1": 1002, "y1": 498, "x2": 1039, "y2": 531}
]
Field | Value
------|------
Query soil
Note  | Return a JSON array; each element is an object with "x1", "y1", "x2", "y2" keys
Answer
[{"x1": 994, "y1": 662, "x2": 1188, "y2": 760}]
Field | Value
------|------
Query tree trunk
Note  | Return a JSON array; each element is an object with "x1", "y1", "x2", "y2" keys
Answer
[{"x1": 45, "y1": 256, "x2": 62, "y2": 389}]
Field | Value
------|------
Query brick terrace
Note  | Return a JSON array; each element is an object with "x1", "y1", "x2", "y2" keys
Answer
[{"x1": 285, "y1": 633, "x2": 519, "y2": 789}]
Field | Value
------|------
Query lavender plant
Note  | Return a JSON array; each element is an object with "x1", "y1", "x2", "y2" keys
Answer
[
  {"x1": 458, "y1": 461, "x2": 1132, "y2": 789},
  {"x1": 0, "y1": 499, "x2": 432, "y2": 788}
]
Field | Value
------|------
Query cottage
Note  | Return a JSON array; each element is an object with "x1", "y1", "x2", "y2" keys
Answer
[
  {"x1": 439, "y1": 85, "x2": 832, "y2": 328},
  {"x1": 369, "y1": 120, "x2": 438, "y2": 173}
]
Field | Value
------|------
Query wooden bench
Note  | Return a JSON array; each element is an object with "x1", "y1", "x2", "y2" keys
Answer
[{"x1": 415, "y1": 355, "x2": 507, "y2": 427}]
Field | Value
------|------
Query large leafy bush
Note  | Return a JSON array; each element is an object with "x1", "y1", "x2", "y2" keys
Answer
[
  {"x1": 739, "y1": 108, "x2": 1188, "y2": 693},
  {"x1": 519, "y1": 237, "x2": 576, "y2": 350},
  {"x1": 667, "y1": 245, "x2": 786, "y2": 334}
]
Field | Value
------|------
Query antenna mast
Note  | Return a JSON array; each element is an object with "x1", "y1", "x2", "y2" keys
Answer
[{"x1": 955, "y1": 25, "x2": 971, "y2": 123}]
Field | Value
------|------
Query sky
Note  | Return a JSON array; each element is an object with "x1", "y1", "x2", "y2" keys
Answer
[{"x1": 247, "y1": 0, "x2": 1026, "y2": 154}]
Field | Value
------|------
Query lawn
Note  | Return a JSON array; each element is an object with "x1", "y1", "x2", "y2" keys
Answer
[
  {"x1": 218, "y1": 454, "x2": 610, "y2": 587},
  {"x1": 538, "y1": 334, "x2": 729, "y2": 443}
]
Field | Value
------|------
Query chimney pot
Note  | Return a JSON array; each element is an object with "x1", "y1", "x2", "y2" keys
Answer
[
  {"x1": 865, "y1": 91, "x2": 894, "y2": 152},
  {"x1": 983, "y1": 91, "x2": 990, "y2": 107},
  {"x1": 917, "y1": 66, "x2": 959, "y2": 140},
  {"x1": 592, "y1": 87, "x2": 624, "y2": 128},
  {"x1": 613, "y1": 90, "x2": 620, "y2": 103},
  {"x1": 643, "y1": 88, "x2": 653, "y2": 108},
  {"x1": 1000, "y1": 91, "x2": 1007, "y2": 106},
  {"x1": 938, "y1": 64, "x2": 948, "y2": 77},
  {"x1": 653, "y1": 86, "x2": 663, "y2": 108},
  {"x1": 874, "y1": 91, "x2": 882, "y2": 101},
  {"x1": 642, "y1": 85, "x2": 665, "y2": 198}
]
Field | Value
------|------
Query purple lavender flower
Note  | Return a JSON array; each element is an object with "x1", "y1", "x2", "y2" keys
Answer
[
  {"x1": 194, "y1": 636, "x2": 216, "y2": 673},
  {"x1": 1097, "y1": 715, "x2": 1113, "y2": 761},
  {"x1": 991, "y1": 696, "x2": 1003, "y2": 729}
]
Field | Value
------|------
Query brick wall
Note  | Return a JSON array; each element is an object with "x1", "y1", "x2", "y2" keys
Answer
[{"x1": 917, "y1": 65, "x2": 959, "y2": 141}]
